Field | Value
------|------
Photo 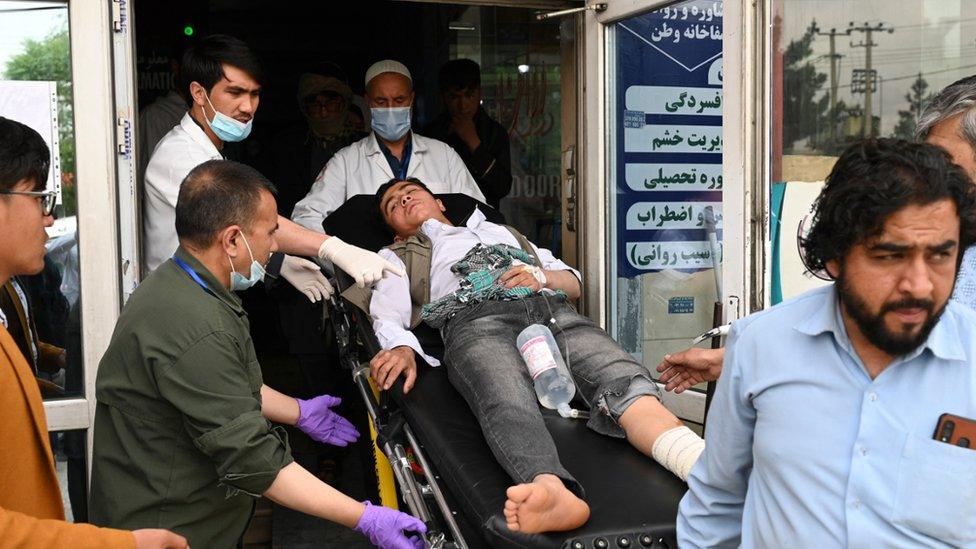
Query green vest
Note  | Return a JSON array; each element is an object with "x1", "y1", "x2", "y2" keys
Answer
[{"x1": 342, "y1": 225, "x2": 540, "y2": 328}]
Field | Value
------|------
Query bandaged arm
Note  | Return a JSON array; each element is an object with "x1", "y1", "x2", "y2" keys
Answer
[{"x1": 369, "y1": 250, "x2": 441, "y2": 367}]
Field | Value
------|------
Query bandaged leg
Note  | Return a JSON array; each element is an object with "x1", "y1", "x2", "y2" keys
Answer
[
  {"x1": 616, "y1": 394, "x2": 705, "y2": 482},
  {"x1": 650, "y1": 426, "x2": 705, "y2": 481}
]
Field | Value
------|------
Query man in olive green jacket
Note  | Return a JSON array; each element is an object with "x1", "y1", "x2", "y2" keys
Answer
[{"x1": 90, "y1": 159, "x2": 426, "y2": 549}]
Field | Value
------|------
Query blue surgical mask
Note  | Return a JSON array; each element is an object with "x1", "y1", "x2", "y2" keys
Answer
[
  {"x1": 370, "y1": 106, "x2": 411, "y2": 141},
  {"x1": 204, "y1": 93, "x2": 253, "y2": 143},
  {"x1": 227, "y1": 233, "x2": 266, "y2": 291}
]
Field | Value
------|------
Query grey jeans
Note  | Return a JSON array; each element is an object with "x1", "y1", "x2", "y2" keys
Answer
[{"x1": 441, "y1": 294, "x2": 660, "y2": 497}]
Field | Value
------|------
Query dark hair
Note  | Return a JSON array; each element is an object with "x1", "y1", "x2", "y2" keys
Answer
[
  {"x1": 801, "y1": 138, "x2": 976, "y2": 277},
  {"x1": 175, "y1": 159, "x2": 276, "y2": 248},
  {"x1": 0, "y1": 117, "x2": 50, "y2": 192},
  {"x1": 374, "y1": 177, "x2": 434, "y2": 220},
  {"x1": 438, "y1": 59, "x2": 481, "y2": 92},
  {"x1": 180, "y1": 35, "x2": 263, "y2": 104}
]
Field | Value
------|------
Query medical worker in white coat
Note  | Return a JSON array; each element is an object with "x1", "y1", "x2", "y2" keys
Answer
[
  {"x1": 291, "y1": 60, "x2": 486, "y2": 230},
  {"x1": 144, "y1": 35, "x2": 402, "y2": 297}
]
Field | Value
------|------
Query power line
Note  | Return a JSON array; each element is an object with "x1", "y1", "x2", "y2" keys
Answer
[
  {"x1": 887, "y1": 15, "x2": 976, "y2": 31},
  {"x1": 834, "y1": 62, "x2": 976, "y2": 91},
  {"x1": 818, "y1": 49, "x2": 976, "y2": 65},
  {"x1": 849, "y1": 21, "x2": 895, "y2": 137},
  {"x1": 809, "y1": 20, "x2": 847, "y2": 142}
]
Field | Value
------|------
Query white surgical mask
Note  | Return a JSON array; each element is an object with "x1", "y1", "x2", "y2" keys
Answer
[
  {"x1": 203, "y1": 93, "x2": 253, "y2": 143},
  {"x1": 370, "y1": 106, "x2": 411, "y2": 141},
  {"x1": 227, "y1": 233, "x2": 266, "y2": 291}
]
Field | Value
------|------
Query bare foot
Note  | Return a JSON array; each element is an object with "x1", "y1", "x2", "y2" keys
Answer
[{"x1": 503, "y1": 474, "x2": 590, "y2": 533}]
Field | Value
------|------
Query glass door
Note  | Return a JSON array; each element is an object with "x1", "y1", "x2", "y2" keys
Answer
[
  {"x1": 0, "y1": 0, "x2": 127, "y2": 519},
  {"x1": 580, "y1": 0, "x2": 742, "y2": 424}
]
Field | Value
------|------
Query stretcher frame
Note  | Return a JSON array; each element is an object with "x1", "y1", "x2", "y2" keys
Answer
[
  {"x1": 325, "y1": 280, "x2": 467, "y2": 549},
  {"x1": 318, "y1": 194, "x2": 686, "y2": 549}
]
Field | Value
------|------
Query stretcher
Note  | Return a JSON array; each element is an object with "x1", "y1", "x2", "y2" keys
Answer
[{"x1": 321, "y1": 195, "x2": 687, "y2": 549}]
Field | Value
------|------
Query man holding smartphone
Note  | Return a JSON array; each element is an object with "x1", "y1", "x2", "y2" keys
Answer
[{"x1": 678, "y1": 138, "x2": 976, "y2": 547}]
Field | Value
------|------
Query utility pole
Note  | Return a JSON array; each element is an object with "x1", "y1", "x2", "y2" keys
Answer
[
  {"x1": 849, "y1": 21, "x2": 894, "y2": 137},
  {"x1": 810, "y1": 20, "x2": 848, "y2": 143}
]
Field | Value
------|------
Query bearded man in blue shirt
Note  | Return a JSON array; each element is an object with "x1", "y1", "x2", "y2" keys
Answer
[{"x1": 678, "y1": 138, "x2": 976, "y2": 548}]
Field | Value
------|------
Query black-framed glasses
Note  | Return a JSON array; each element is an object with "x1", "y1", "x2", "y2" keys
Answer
[
  {"x1": 303, "y1": 92, "x2": 344, "y2": 112},
  {"x1": 0, "y1": 189, "x2": 58, "y2": 216}
]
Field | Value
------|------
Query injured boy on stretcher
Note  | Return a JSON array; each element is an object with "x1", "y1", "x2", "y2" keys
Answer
[{"x1": 366, "y1": 178, "x2": 705, "y2": 534}]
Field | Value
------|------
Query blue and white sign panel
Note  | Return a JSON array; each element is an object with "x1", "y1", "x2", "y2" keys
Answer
[{"x1": 614, "y1": 0, "x2": 723, "y2": 278}]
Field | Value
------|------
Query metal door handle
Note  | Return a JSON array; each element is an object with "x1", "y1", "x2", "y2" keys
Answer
[{"x1": 563, "y1": 145, "x2": 577, "y2": 232}]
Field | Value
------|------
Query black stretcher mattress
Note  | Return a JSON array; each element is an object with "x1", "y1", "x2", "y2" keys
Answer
[{"x1": 324, "y1": 195, "x2": 688, "y2": 549}]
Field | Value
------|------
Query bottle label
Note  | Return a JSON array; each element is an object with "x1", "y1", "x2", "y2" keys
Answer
[{"x1": 519, "y1": 336, "x2": 558, "y2": 380}]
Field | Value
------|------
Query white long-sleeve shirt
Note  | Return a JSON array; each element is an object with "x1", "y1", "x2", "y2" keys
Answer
[
  {"x1": 291, "y1": 132, "x2": 485, "y2": 230},
  {"x1": 138, "y1": 91, "x2": 187, "y2": 181},
  {"x1": 369, "y1": 208, "x2": 579, "y2": 366},
  {"x1": 143, "y1": 113, "x2": 221, "y2": 272}
]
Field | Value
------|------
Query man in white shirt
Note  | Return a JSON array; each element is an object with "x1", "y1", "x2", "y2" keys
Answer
[
  {"x1": 138, "y1": 90, "x2": 185, "y2": 182},
  {"x1": 290, "y1": 60, "x2": 485, "y2": 229},
  {"x1": 367, "y1": 179, "x2": 704, "y2": 536},
  {"x1": 138, "y1": 47, "x2": 187, "y2": 182},
  {"x1": 144, "y1": 35, "x2": 400, "y2": 295}
]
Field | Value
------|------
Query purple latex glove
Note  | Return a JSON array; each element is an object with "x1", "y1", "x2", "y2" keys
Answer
[
  {"x1": 354, "y1": 501, "x2": 427, "y2": 549},
  {"x1": 295, "y1": 395, "x2": 360, "y2": 446}
]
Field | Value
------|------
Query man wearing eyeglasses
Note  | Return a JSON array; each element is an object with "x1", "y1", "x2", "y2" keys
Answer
[
  {"x1": 0, "y1": 115, "x2": 188, "y2": 548},
  {"x1": 264, "y1": 71, "x2": 369, "y2": 414},
  {"x1": 268, "y1": 72, "x2": 366, "y2": 221},
  {"x1": 0, "y1": 185, "x2": 57, "y2": 216}
]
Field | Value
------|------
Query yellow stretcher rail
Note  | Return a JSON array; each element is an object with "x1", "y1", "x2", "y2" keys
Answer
[{"x1": 366, "y1": 374, "x2": 399, "y2": 509}]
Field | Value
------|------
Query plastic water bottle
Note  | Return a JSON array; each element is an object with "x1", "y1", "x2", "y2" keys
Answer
[{"x1": 517, "y1": 324, "x2": 579, "y2": 418}]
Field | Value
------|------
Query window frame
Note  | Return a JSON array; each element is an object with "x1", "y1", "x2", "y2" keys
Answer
[
  {"x1": 40, "y1": 0, "x2": 123, "y2": 470},
  {"x1": 578, "y1": 0, "x2": 760, "y2": 423}
]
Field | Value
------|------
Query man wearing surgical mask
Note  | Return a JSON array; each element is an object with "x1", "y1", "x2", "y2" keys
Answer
[
  {"x1": 291, "y1": 59, "x2": 486, "y2": 228},
  {"x1": 92, "y1": 160, "x2": 426, "y2": 548},
  {"x1": 269, "y1": 71, "x2": 366, "y2": 219},
  {"x1": 144, "y1": 36, "x2": 402, "y2": 298}
]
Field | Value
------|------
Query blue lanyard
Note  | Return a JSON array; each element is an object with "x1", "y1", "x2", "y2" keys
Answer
[{"x1": 172, "y1": 256, "x2": 217, "y2": 297}]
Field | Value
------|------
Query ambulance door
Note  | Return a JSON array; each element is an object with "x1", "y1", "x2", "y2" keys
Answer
[{"x1": 575, "y1": 0, "x2": 758, "y2": 426}]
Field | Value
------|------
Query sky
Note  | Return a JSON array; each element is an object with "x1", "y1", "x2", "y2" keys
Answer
[
  {"x1": 0, "y1": 1, "x2": 67, "y2": 75},
  {"x1": 778, "y1": 0, "x2": 976, "y2": 135}
]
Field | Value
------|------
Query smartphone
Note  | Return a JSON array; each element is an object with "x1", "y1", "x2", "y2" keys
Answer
[{"x1": 933, "y1": 413, "x2": 976, "y2": 449}]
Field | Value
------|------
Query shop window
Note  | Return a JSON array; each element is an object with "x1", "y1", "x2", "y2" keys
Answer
[{"x1": 771, "y1": 0, "x2": 976, "y2": 303}]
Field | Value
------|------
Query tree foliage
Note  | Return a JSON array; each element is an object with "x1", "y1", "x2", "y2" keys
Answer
[
  {"x1": 783, "y1": 27, "x2": 830, "y2": 152},
  {"x1": 893, "y1": 74, "x2": 931, "y2": 141},
  {"x1": 3, "y1": 23, "x2": 75, "y2": 214}
]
